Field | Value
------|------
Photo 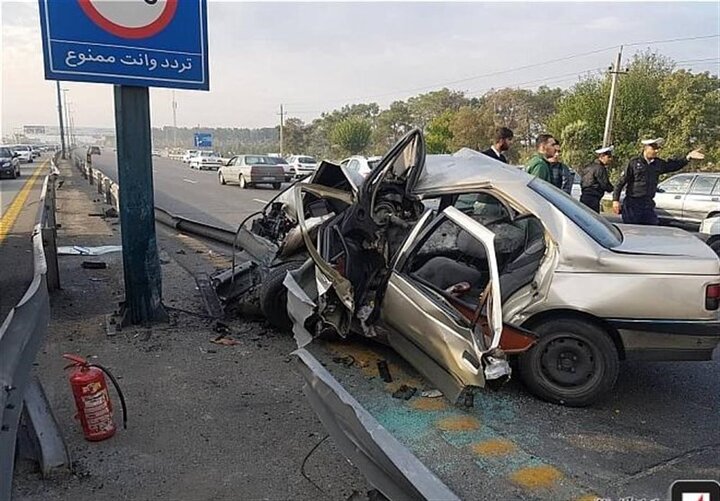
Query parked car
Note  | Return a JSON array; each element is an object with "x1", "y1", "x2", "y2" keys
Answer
[
  {"x1": 11, "y1": 145, "x2": 33, "y2": 163},
  {"x1": 223, "y1": 129, "x2": 719, "y2": 407},
  {"x1": 700, "y1": 216, "x2": 720, "y2": 257},
  {"x1": 218, "y1": 154, "x2": 285, "y2": 189},
  {"x1": 89, "y1": 145, "x2": 102, "y2": 155},
  {"x1": 653, "y1": 172, "x2": 720, "y2": 224},
  {"x1": 340, "y1": 155, "x2": 382, "y2": 187},
  {"x1": 189, "y1": 151, "x2": 222, "y2": 170},
  {"x1": 182, "y1": 149, "x2": 199, "y2": 163},
  {"x1": 285, "y1": 155, "x2": 318, "y2": 180},
  {"x1": 0, "y1": 146, "x2": 21, "y2": 179}
]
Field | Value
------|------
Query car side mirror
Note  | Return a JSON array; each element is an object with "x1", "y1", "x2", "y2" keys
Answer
[
  {"x1": 12, "y1": 152, "x2": 18, "y2": 158},
  {"x1": 656, "y1": 187, "x2": 664, "y2": 193}
]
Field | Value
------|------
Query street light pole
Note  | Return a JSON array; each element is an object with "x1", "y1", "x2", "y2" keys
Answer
[
  {"x1": 62, "y1": 89, "x2": 71, "y2": 148},
  {"x1": 603, "y1": 45, "x2": 625, "y2": 147},
  {"x1": 172, "y1": 90, "x2": 178, "y2": 148},
  {"x1": 55, "y1": 82, "x2": 67, "y2": 159},
  {"x1": 279, "y1": 104, "x2": 284, "y2": 156}
]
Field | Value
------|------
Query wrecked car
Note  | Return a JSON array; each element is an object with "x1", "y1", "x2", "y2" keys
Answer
[{"x1": 218, "y1": 129, "x2": 720, "y2": 407}]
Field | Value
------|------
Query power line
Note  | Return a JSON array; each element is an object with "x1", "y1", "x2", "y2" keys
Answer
[{"x1": 283, "y1": 33, "x2": 719, "y2": 108}]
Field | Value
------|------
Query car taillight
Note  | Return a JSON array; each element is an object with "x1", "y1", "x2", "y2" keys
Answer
[{"x1": 706, "y1": 283, "x2": 720, "y2": 310}]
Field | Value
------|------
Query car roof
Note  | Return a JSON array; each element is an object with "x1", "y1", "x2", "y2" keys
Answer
[{"x1": 414, "y1": 148, "x2": 532, "y2": 194}]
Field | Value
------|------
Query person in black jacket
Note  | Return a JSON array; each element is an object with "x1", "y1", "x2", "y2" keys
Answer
[
  {"x1": 482, "y1": 127, "x2": 513, "y2": 163},
  {"x1": 580, "y1": 146, "x2": 614, "y2": 212},
  {"x1": 612, "y1": 138, "x2": 705, "y2": 224}
]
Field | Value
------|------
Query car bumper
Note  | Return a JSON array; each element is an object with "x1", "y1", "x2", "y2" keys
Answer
[
  {"x1": 251, "y1": 175, "x2": 284, "y2": 184},
  {"x1": 609, "y1": 319, "x2": 720, "y2": 361}
]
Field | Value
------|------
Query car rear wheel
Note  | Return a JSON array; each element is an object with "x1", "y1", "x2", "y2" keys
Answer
[
  {"x1": 518, "y1": 318, "x2": 619, "y2": 407},
  {"x1": 709, "y1": 238, "x2": 720, "y2": 257},
  {"x1": 259, "y1": 261, "x2": 303, "y2": 331},
  {"x1": 218, "y1": 172, "x2": 226, "y2": 185},
  {"x1": 239, "y1": 174, "x2": 247, "y2": 189},
  {"x1": 272, "y1": 182, "x2": 281, "y2": 190}
]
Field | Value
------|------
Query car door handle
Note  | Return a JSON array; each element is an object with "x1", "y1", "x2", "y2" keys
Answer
[
  {"x1": 673, "y1": 195, "x2": 682, "y2": 200},
  {"x1": 713, "y1": 197, "x2": 719, "y2": 202}
]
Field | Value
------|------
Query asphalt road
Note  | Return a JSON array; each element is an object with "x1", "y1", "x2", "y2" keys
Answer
[
  {"x1": 0, "y1": 159, "x2": 48, "y2": 321},
  {"x1": 91, "y1": 153, "x2": 285, "y2": 231},
  {"x1": 86, "y1": 151, "x2": 719, "y2": 499}
]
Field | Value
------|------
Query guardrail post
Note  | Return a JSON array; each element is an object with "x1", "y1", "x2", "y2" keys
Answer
[{"x1": 16, "y1": 377, "x2": 70, "y2": 477}]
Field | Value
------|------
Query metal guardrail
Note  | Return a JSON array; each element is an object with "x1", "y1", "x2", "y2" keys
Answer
[{"x1": 0, "y1": 154, "x2": 69, "y2": 501}]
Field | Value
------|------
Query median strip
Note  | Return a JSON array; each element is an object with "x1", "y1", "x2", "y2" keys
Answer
[{"x1": 0, "y1": 161, "x2": 48, "y2": 245}]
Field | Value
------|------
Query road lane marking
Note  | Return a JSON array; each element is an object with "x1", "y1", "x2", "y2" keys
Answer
[
  {"x1": 0, "y1": 161, "x2": 48, "y2": 245},
  {"x1": 253, "y1": 198, "x2": 268, "y2": 204},
  {"x1": 182, "y1": 178, "x2": 198, "y2": 184}
]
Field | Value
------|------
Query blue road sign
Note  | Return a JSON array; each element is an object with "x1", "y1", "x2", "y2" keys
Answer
[
  {"x1": 194, "y1": 133, "x2": 212, "y2": 148},
  {"x1": 38, "y1": 0, "x2": 209, "y2": 90}
]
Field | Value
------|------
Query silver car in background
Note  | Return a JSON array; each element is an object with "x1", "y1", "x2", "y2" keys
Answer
[
  {"x1": 218, "y1": 154, "x2": 285, "y2": 189},
  {"x1": 654, "y1": 172, "x2": 720, "y2": 224},
  {"x1": 286, "y1": 155, "x2": 318, "y2": 180}
]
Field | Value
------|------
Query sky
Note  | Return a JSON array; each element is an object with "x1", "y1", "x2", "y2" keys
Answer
[{"x1": 1, "y1": 1, "x2": 719, "y2": 136}]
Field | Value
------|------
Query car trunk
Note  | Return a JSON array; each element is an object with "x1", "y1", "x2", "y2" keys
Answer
[{"x1": 610, "y1": 224, "x2": 720, "y2": 275}]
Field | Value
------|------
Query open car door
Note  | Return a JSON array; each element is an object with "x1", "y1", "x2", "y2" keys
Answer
[
  {"x1": 380, "y1": 206, "x2": 510, "y2": 404},
  {"x1": 293, "y1": 129, "x2": 429, "y2": 336}
]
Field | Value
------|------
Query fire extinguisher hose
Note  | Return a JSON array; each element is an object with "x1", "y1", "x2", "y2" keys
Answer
[{"x1": 89, "y1": 363, "x2": 128, "y2": 430}]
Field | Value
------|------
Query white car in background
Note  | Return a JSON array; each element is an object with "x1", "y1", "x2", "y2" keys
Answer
[
  {"x1": 189, "y1": 151, "x2": 222, "y2": 170},
  {"x1": 11, "y1": 145, "x2": 33, "y2": 163},
  {"x1": 182, "y1": 149, "x2": 199, "y2": 163},
  {"x1": 340, "y1": 155, "x2": 382, "y2": 187},
  {"x1": 285, "y1": 155, "x2": 318, "y2": 180}
]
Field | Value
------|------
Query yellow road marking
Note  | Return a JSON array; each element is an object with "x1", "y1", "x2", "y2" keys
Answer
[
  {"x1": 0, "y1": 161, "x2": 48, "y2": 245},
  {"x1": 470, "y1": 438, "x2": 517, "y2": 457},
  {"x1": 436, "y1": 415, "x2": 482, "y2": 432},
  {"x1": 509, "y1": 464, "x2": 564, "y2": 490}
]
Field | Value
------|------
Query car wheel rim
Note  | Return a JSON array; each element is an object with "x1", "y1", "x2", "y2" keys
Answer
[{"x1": 539, "y1": 336, "x2": 598, "y2": 388}]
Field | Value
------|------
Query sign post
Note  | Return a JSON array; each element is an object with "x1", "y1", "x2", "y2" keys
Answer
[{"x1": 39, "y1": 0, "x2": 209, "y2": 325}]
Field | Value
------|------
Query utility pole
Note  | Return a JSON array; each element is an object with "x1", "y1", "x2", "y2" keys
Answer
[
  {"x1": 62, "y1": 89, "x2": 71, "y2": 149},
  {"x1": 603, "y1": 45, "x2": 626, "y2": 147},
  {"x1": 55, "y1": 81, "x2": 67, "y2": 159},
  {"x1": 278, "y1": 104, "x2": 284, "y2": 156},
  {"x1": 172, "y1": 90, "x2": 178, "y2": 148}
]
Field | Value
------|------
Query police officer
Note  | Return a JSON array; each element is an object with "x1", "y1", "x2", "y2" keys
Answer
[
  {"x1": 580, "y1": 146, "x2": 614, "y2": 212},
  {"x1": 612, "y1": 138, "x2": 705, "y2": 224}
]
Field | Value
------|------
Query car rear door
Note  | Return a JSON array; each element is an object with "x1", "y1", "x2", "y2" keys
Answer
[
  {"x1": 380, "y1": 206, "x2": 506, "y2": 404},
  {"x1": 655, "y1": 174, "x2": 694, "y2": 221},
  {"x1": 683, "y1": 175, "x2": 720, "y2": 222}
]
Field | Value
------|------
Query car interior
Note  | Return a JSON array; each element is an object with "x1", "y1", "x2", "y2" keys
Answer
[{"x1": 406, "y1": 192, "x2": 546, "y2": 316}]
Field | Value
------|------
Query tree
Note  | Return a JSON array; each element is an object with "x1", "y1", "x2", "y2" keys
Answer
[
  {"x1": 407, "y1": 88, "x2": 469, "y2": 129},
  {"x1": 559, "y1": 120, "x2": 595, "y2": 170},
  {"x1": 448, "y1": 106, "x2": 495, "y2": 151},
  {"x1": 331, "y1": 117, "x2": 372, "y2": 156},
  {"x1": 373, "y1": 101, "x2": 414, "y2": 152},
  {"x1": 425, "y1": 110, "x2": 455, "y2": 154},
  {"x1": 282, "y1": 118, "x2": 308, "y2": 155}
]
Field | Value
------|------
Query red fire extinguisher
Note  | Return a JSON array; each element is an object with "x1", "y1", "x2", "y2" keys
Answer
[{"x1": 63, "y1": 354, "x2": 127, "y2": 442}]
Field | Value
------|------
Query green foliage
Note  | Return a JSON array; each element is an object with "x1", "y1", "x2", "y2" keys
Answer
[
  {"x1": 559, "y1": 120, "x2": 595, "y2": 170},
  {"x1": 425, "y1": 110, "x2": 455, "y2": 154},
  {"x1": 331, "y1": 117, "x2": 372, "y2": 156}
]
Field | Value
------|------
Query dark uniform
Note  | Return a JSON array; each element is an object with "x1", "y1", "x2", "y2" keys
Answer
[
  {"x1": 613, "y1": 155, "x2": 688, "y2": 224},
  {"x1": 481, "y1": 147, "x2": 508, "y2": 164},
  {"x1": 550, "y1": 163, "x2": 573, "y2": 194},
  {"x1": 580, "y1": 161, "x2": 613, "y2": 212}
]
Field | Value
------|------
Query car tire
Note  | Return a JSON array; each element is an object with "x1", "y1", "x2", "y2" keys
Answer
[
  {"x1": 518, "y1": 318, "x2": 619, "y2": 407},
  {"x1": 272, "y1": 182, "x2": 281, "y2": 190},
  {"x1": 239, "y1": 175, "x2": 247, "y2": 189},
  {"x1": 709, "y1": 238, "x2": 720, "y2": 258},
  {"x1": 218, "y1": 172, "x2": 226, "y2": 185},
  {"x1": 259, "y1": 261, "x2": 303, "y2": 331}
]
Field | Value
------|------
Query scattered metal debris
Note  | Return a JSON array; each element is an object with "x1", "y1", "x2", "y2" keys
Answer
[
  {"x1": 377, "y1": 360, "x2": 392, "y2": 383},
  {"x1": 58, "y1": 245, "x2": 122, "y2": 256},
  {"x1": 332, "y1": 355, "x2": 356, "y2": 367},
  {"x1": 392, "y1": 385, "x2": 417, "y2": 400},
  {"x1": 421, "y1": 389, "x2": 442, "y2": 398}
]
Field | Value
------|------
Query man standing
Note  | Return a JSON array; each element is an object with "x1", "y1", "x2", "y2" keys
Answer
[
  {"x1": 482, "y1": 127, "x2": 514, "y2": 163},
  {"x1": 580, "y1": 146, "x2": 614, "y2": 212},
  {"x1": 526, "y1": 134, "x2": 558, "y2": 183},
  {"x1": 548, "y1": 149, "x2": 574, "y2": 194},
  {"x1": 613, "y1": 138, "x2": 705, "y2": 224}
]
